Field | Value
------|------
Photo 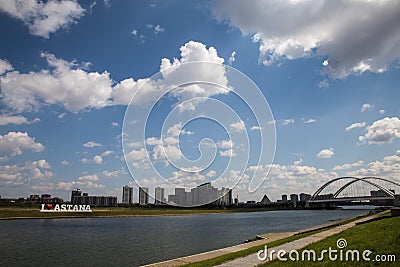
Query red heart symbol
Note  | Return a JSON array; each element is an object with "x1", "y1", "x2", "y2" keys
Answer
[{"x1": 45, "y1": 204, "x2": 53, "y2": 210}]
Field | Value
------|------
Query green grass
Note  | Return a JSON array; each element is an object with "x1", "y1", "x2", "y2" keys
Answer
[
  {"x1": 0, "y1": 206, "x2": 291, "y2": 219},
  {"x1": 260, "y1": 216, "x2": 399, "y2": 267}
]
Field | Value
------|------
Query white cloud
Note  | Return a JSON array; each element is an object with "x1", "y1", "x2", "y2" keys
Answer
[
  {"x1": 78, "y1": 174, "x2": 99, "y2": 182},
  {"x1": 219, "y1": 148, "x2": 236, "y2": 157},
  {"x1": 228, "y1": 51, "x2": 236, "y2": 65},
  {"x1": 0, "y1": 53, "x2": 113, "y2": 113},
  {"x1": 0, "y1": 0, "x2": 85, "y2": 38},
  {"x1": 103, "y1": 168, "x2": 127, "y2": 178},
  {"x1": 345, "y1": 151, "x2": 400, "y2": 180},
  {"x1": 218, "y1": 139, "x2": 234, "y2": 149},
  {"x1": 361, "y1": 103, "x2": 374, "y2": 112},
  {"x1": 206, "y1": 170, "x2": 216, "y2": 178},
  {"x1": 230, "y1": 120, "x2": 245, "y2": 131},
  {"x1": 251, "y1": 125, "x2": 261, "y2": 131},
  {"x1": 131, "y1": 29, "x2": 137, "y2": 36},
  {"x1": 61, "y1": 160, "x2": 70, "y2": 166},
  {"x1": 100, "y1": 150, "x2": 113, "y2": 157},
  {"x1": 0, "y1": 115, "x2": 29, "y2": 126},
  {"x1": 345, "y1": 122, "x2": 366, "y2": 131},
  {"x1": 318, "y1": 79, "x2": 329, "y2": 88},
  {"x1": 167, "y1": 123, "x2": 194, "y2": 137},
  {"x1": 304, "y1": 118, "x2": 316, "y2": 124},
  {"x1": 93, "y1": 155, "x2": 102, "y2": 164},
  {"x1": 0, "y1": 59, "x2": 13, "y2": 75},
  {"x1": 83, "y1": 141, "x2": 102, "y2": 148},
  {"x1": 359, "y1": 117, "x2": 400, "y2": 144},
  {"x1": 57, "y1": 113, "x2": 66, "y2": 119},
  {"x1": 317, "y1": 148, "x2": 334, "y2": 159},
  {"x1": 0, "y1": 159, "x2": 52, "y2": 185},
  {"x1": 112, "y1": 41, "x2": 228, "y2": 111},
  {"x1": 332, "y1": 160, "x2": 363, "y2": 171},
  {"x1": 154, "y1": 24, "x2": 165, "y2": 34},
  {"x1": 379, "y1": 109, "x2": 385, "y2": 115},
  {"x1": 0, "y1": 132, "x2": 44, "y2": 156},
  {"x1": 111, "y1": 122, "x2": 119, "y2": 127},
  {"x1": 281, "y1": 119, "x2": 294, "y2": 126},
  {"x1": 211, "y1": 0, "x2": 400, "y2": 79}
]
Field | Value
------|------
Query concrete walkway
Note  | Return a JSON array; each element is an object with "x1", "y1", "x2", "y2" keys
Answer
[
  {"x1": 215, "y1": 210, "x2": 388, "y2": 267},
  {"x1": 143, "y1": 211, "x2": 388, "y2": 267}
]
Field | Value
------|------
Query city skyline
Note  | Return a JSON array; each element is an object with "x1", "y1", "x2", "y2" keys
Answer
[{"x1": 0, "y1": 1, "x2": 399, "y2": 203}]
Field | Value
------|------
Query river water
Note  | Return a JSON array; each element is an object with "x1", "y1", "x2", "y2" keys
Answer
[{"x1": 0, "y1": 209, "x2": 368, "y2": 266}]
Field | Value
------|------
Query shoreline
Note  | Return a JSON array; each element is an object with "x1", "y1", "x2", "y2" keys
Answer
[{"x1": 0, "y1": 206, "x2": 297, "y2": 220}]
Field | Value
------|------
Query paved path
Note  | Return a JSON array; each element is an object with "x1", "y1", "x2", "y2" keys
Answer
[
  {"x1": 143, "y1": 211, "x2": 388, "y2": 267},
  {"x1": 214, "y1": 211, "x2": 388, "y2": 267}
]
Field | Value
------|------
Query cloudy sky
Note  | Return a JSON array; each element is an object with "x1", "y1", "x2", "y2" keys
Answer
[{"x1": 0, "y1": 0, "x2": 399, "y2": 203}]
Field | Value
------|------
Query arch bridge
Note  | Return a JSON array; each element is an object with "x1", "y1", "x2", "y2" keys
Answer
[{"x1": 307, "y1": 177, "x2": 400, "y2": 208}]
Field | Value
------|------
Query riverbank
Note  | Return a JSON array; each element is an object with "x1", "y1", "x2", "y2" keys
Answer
[
  {"x1": 0, "y1": 206, "x2": 299, "y2": 220},
  {"x1": 144, "y1": 210, "x2": 390, "y2": 267}
]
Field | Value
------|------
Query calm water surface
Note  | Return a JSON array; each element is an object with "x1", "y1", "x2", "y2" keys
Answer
[{"x1": 0, "y1": 209, "x2": 368, "y2": 266}]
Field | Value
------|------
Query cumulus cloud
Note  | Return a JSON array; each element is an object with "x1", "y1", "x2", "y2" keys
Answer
[
  {"x1": 0, "y1": 53, "x2": 113, "y2": 113},
  {"x1": 1, "y1": 41, "x2": 228, "y2": 114},
  {"x1": 0, "y1": 0, "x2": 85, "y2": 38},
  {"x1": 361, "y1": 103, "x2": 374, "y2": 112},
  {"x1": 230, "y1": 120, "x2": 245, "y2": 131},
  {"x1": 103, "y1": 168, "x2": 127, "y2": 178},
  {"x1": 281, "y1": 119, "x2": 294, "y2": 126},
  {"x1": 345, "y1": 122, "x2": 366, "y2": 131},
  {"x1": 154, "y1": 24, "x2": 165, "y2": 34},
  {"x1": 61, "y1": 160, "x2": 70, "y2": 166},
  {"x1": 0, "y1": 59, "x2": 13, "y2": 75},
  {"x1": 211, "y1": 0, "x2": 400, "y2": 79},
  {"x1": 0, "y1": 159, "x2": 52, "y2": 185},
  {"x1": 0, "y1": 115, "x2": 29, "y2": 126},
  {"x1": 333, "y1": 160, "x2": 364, "y2": 171},
  {"x1": 317, "y1": 148, "x2": 334, "y2": 159},
  {"x1": 0, "y1": 132, "x2": 44, "y2": 156},
  {"x1": 359, "y1": 117, "x2": 400, "y2": 144},
  {"x1": 219, "y1": 148, "x2": 236, "y2": 157},
  {"x1": 346, "y1": 150, "x2": 400, "y2": 180},
  {"x1": 112, "y1": 41, "x2": 229, "y2": 112}
]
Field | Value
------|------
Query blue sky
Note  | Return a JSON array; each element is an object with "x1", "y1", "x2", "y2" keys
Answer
[{"x1": 0, "y1": 0, "x2": 399, "y2": 203}]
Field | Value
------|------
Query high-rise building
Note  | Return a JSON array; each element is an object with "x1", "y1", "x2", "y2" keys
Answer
[
  {"x1": 290, "y1": 194, "x2": 299, "y2": 203},
  {"x1": 299, "y1": 193, "x2": 311, "y2": 202},
  {"x1": 71, "y1": 189, "x2": 82, "y2": 203},
  {"x1": 122, "y1": 185, "x2": 133, "y2": 204},
  {"x1": 167, "y1": 183, "x2": 232, "y2": 206},
  {"x1": 139, "y1": 187, "x2": 149, "y2": 205},
  {"x1": 154, "y1": 187, "x2": 165, "y2": 205},
  {"x1": 281, "y1": 194, "x2": 288, "y2": 202}
]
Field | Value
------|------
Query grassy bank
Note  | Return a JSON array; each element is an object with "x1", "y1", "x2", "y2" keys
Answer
[
  {"x1": 0, "y1": 206, "x2": 291, "y2": 219},
  {"x1": 261, "y1": 215, "x2": 399, "y2": 266},
  {"x1": 180, "y1": 214, "x2": 369, "y2": 267}
]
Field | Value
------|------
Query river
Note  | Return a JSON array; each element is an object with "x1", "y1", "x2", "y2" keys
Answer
[{"x1": 0, "y1": 209, "x2": 368, "y2": 266}]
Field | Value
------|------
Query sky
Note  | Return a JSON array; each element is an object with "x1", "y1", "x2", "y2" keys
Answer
[{"x1": 0, "y1": 0, "x2": 399, "y2": 204}]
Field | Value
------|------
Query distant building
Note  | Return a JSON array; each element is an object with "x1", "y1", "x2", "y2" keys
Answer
[
  {"x1": 154, "y1": 187, "x2": 165, "y2": 204},
  {"x1": 71, "y1": 189, "x2": 82, "y2": 203},
  {"x1": 167, "y1": 182, "x2": 232, "y2": 206},
  {"x1": 122, "y1": 185, "x2": 133, "y2": 204},
  {"x1": 281, "y1": 194, "x2": 288, "y2": 202},
  {"x1": 290, "y1": 194, "x2": 299, "y2": 203},
  {"x1": 299, "y1": 193, "x2": 311, "y2": 202},
  {"x1": 234, "y1": 195, "x2": 239, "y2": 206},
  {"x1": 71, "y1": 190, "x2": 117, "y2": 207},
  {"x1": 139, "y1": 187, "x2": 149, "y2": 205},
  {"x1": 259, "y1": 194, "x2": 272, "y2": 205}
]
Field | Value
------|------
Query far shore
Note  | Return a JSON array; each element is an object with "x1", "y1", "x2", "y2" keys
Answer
[{"x1": 0, "y1": 206, "x2": 304, "y2": 220}]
